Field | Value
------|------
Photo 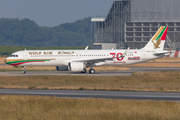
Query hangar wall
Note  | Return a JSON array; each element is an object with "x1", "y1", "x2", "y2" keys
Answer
[{"x1": 91, "y1": 0, "x2": 180, "y2": 49}]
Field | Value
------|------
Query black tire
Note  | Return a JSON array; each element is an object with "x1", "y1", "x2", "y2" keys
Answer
[
  {"x1": 89, "y1": 69, "x2": 95, "y2": 74},
  {"x1": 81, "y1": 69, "x2": 86, "y2": 73},
  {"x1": 21, "y1": 70, "x2": 26, "y2": 74}
]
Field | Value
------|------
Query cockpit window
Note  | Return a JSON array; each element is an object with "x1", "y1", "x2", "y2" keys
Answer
[
  {"x1": 10, "y1": 55, "x2": 18, "y2": 57},
  {"x1": 10, "y1": 55, "x2": 14, "y2": 57}
]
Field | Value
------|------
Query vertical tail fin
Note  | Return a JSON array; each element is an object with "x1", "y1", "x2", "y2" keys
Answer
[{"x1": 142, "y1": 26, "x2": 169, "y2": 50}]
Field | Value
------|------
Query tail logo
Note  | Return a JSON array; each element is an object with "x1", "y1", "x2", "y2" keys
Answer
[
  {"x1": 152, "y1": 38, "x2": 161, "y2": 49},
  {"x1": 143, "y1": 26, "x2": 168, "y2": 50},
  {"x1": 151, "y1": 26, "x2": 168, "y2": 49}
]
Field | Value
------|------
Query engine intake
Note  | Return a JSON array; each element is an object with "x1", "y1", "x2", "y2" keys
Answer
[{"x1": 68, "y1": 62, "x2": 85, "y2": 72}]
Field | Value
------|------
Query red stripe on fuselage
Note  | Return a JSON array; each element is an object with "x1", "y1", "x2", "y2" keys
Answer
[{"x1": 10, "y1": 61, "x2": 45, "y2": 66}]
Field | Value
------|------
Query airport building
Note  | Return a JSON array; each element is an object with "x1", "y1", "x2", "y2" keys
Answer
[{"x1": 91, "y1": 0, "x2": 180, "y2": 49}]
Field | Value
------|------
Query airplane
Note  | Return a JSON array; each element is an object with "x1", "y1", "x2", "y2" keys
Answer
[{"x1": 4, "y1": 26, "x2": 170, "y2": 74}]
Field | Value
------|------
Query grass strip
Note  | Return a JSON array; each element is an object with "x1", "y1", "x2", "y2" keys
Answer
[
  {"x1": 0, "y1": 95, "x2": 180, "y2": 120},
  {"x1": 0, "y1": 71, "x2": 180, "y2": 92}
]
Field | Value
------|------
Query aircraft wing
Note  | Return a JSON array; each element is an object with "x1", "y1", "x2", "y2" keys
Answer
[{"x1": 73, "y1": 57, "x2": 113, "y2": 64}]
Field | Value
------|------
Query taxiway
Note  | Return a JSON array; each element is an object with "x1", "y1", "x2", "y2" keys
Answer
[
  {"x1": 0, "y1": 89, "x2": 180, "y2": 100},
  {"x1": 0, "y1": 67, "x2": 179, "y2": 76}
]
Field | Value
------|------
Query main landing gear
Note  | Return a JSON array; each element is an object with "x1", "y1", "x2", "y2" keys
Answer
[
  {"x1": 81, "y1": 68, "x2": 95, "y2": 74},
  {"x1": 81, "y1": 69, "x2": 86, "y2": 73},
  {"x1": 21, "y1": 66, "x2": 26, "y2": 74},
  {"x1": 89, "y1": 69, "x2": 95, "y2": 74}
]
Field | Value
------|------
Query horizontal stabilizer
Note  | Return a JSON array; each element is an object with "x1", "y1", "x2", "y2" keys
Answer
[{"x1": 153, "y1": 51, "x2": 171, "y2": 56}]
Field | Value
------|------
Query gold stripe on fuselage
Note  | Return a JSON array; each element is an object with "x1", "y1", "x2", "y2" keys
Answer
[{"x1": 5, "y1": 59, "x2": 23, "y2": 63}]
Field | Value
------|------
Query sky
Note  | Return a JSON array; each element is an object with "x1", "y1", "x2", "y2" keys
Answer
[{"x1": 0, "y1": 0, "x2": 114, "y2": 27}]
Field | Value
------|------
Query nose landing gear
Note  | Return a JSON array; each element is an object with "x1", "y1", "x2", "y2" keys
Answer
[{"x1": 21, "y1": 66, "x2": 26, "y2": 74}]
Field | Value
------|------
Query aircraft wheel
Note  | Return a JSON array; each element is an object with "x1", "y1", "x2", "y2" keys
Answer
[
  {"x1": 81, "y1": 69, "x2": 86, "y2": 73},
  {"x1": 89, "y1": 69, "x2": 95, "y2": 74},
  {"x1": 21, "y1": 70, "x2": 26, "y2": 74}
]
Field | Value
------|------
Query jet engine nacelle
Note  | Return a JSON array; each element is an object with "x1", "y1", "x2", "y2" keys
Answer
[
  {"x1": 68, "y1": 62, "x2": 85, "y2": 72},
  {"x1": 56, "y1": 66, "x2": 69, "y2": 71}
]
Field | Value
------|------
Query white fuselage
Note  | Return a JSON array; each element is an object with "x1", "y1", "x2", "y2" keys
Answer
[
  {"x1": 4, "y1": 26, "x2": 170, "y2": 74},
  {"x1": 5, "y1": 49, "x2": 163, "y2": 67}
]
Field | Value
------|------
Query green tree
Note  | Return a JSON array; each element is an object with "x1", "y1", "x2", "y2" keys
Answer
[{"x1": 0, "y1": 17, "x2": 92, "y2": 47}]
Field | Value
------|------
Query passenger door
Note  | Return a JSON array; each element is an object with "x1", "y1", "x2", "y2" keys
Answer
[
  {"x1": 141, "y1": 51, "x2": 146, "y2": 60},
  {"x1": 23, "y1": 50, "x2": 28, "y2": 60}
]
